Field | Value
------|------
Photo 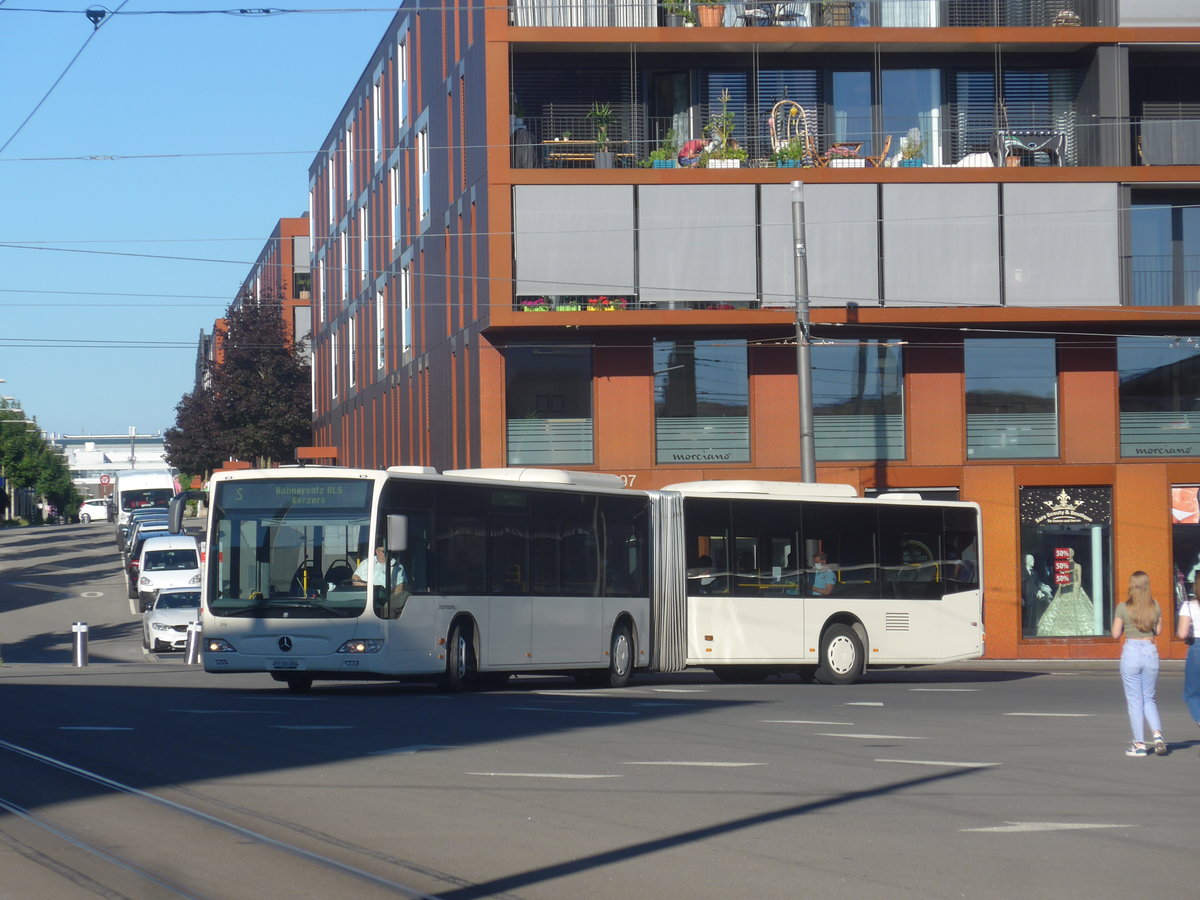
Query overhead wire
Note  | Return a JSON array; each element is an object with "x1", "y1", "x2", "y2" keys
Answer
[{"x1": 0, "y1": 0, "x2": 131, "y2": 156}]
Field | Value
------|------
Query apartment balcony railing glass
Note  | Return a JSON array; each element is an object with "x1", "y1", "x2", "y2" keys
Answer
[
  {"x1": 511, "y1": 104, "x2": 1086, "y2": 169},
  {"x1": 509, "y1": 0, "x2": 1098, "y2": 28}
]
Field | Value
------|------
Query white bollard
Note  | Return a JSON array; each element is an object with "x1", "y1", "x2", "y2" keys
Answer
[
  {"x1": 71, "y1": 622, "x2": 89, "y2": 667},
  {"x1": 184, "y1": 621, "x2": 202, "y2": 665}
]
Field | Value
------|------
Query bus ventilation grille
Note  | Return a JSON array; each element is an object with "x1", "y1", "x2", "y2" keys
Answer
[{"x1": 885, "y1": 613, "x2": 910, "y2": 632}]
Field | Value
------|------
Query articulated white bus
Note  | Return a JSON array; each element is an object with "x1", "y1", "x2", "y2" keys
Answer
[{"x1": 195, "y1": 466, "x2": 982, "y2": 691}]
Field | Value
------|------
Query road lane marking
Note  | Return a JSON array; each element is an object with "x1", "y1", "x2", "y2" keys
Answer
[
  {"x1": 845, "y1": 701, "x2": 884, "y2": 706},
  {"x1": 501, "y1": 705, "x2": 637, "y2": 716},
  {"x1": 1003, "y1": 712, "x2": 1093, "y2": 717},
  {"x1": 270, "y1": 725, "x2": 354, "y2": 730},
  {"x1": 370, "y1": 745, "x2": 454, "y2": 755},
  {"x1": 819, "y1": 733, "x2": 926, "y2": 740},
  {"x1": 625, "y1": 761, "x2": 764, "y2": 767},
  {"x1": 650, "y1": 688, "x2": 708, "y2": 693},
  {"x1": 961, "y1": 822, "x2": 1133, "y2": 833},
  {"x1": 58, "y1": 727, "x2": 134, "y2": 731},
  {"x1": 876, "y1": 759, "x2": 999, "y2": 769},
  {"x1": 173, "y1": 709, "x2": 285, "y2": 715},
  {"x1": 535, "y1": 696, "x2": 657, "y2": 700},
  {"x1": 909, "y1": 688, "x2": 978, "y2": 692},
  {"x1": 763, "y1": 719, "x2": 854, "y2": 726},
  {"x1": 467, "y1": 772, "x2": 621, "y2": 779}
]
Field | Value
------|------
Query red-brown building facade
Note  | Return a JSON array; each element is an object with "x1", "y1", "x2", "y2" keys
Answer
[{"x1": 307, "y1": 0, "x2": 1200, "y2": 661}]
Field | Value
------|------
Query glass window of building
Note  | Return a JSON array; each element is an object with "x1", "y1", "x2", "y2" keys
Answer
[
  {"x1": 1019, "y1": 487, "x2": 1112, "y2": 638},
  {"x1": 1118, "y1": 336, "x2": 1200, "y2": 457},
  {"x1": 965, "y1": 338, "x2": 1058, "y2": 459},
  {"x1": 812, "y1": 339, "x2": 904, "y2": 461},
  {"x1": 1129, "y1": 192, "x2": 1200, "y2": 307},
  {"x1": 505, "y1": 346, "x2": 593, "y2": 466},
  {"x1": 654, "y1": 339, "x2": 749, "y2": 465}
]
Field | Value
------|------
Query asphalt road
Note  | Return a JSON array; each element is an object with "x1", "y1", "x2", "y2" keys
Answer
[{"x1": 1, "y1": 523, "x2": 1198, "y2": 899}]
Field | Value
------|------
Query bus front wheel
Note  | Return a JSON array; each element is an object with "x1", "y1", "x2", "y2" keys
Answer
[
  {"x1": 607, "y1": 621, "x2": 634, "y2": 688},
  {"x1": 440, "y1": 621, "x2": 476, "y2": 692},
  {"x1": 815, "y1": 624, "x2": 864, "y2": 685}
]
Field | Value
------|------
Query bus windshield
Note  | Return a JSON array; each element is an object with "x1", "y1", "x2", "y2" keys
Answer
[{"x1": 208, "y1": 478, "x2": 375, "y2": 618}]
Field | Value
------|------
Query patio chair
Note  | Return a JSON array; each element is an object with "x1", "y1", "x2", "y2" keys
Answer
[
  {"x1": 864, "y1": 133, "x2": 892, "y2": 167},
  {"x1": 769, "y1": 99, "x2": 818, "y2": 164}
]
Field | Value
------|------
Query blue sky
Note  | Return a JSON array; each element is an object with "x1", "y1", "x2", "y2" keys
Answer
[{"x1": 0, "y1": 2, "x2": 392, "y2": 436}]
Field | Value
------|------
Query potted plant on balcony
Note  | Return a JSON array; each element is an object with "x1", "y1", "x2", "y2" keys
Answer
[
  {"x1": 646, "y1": 129, "x2": 680, "y2": 168},
  {"x1": 820, "y1": 0, "x2": 853, "y2": 26},
  {"x1": 771, "y1": 137, "x2": 809, "y2": 167},
  {"x1": 662, "y1": 0, "x2": 689, "y2": 26},
  {"x1": 899, "y1": 126, "x2": 924, "y2": 167},
  {"x1": 587, "y1": 102, "x2": 615, "y2": 169},
  {"x1": 700, "y1": 89, "x2": 748, "y2": 168},
  {"x1": 695, "y1": 0, "x2": 725, "y2": 27}
]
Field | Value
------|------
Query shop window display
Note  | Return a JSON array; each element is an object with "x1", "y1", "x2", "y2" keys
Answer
[
  {"x1": 1171, "y1": 486, "x2": 1200, "y2": 613},
  {"x1": 1019, "y1": 487, "x2": 1113, "y2": 638}
]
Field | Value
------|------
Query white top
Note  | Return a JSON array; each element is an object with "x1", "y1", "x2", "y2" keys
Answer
[{"x1": 1181, "y1": 599, "x2": 1200, "y2": 639}]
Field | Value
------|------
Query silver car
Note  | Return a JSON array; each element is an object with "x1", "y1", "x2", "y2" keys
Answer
[{"x1": 142, "y1": 588, "x2": 201, "y2": 652}]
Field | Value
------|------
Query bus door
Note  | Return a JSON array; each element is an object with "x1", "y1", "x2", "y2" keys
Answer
[{"x1": 486, "y1": 512, "x2": 532, "y2": 666}]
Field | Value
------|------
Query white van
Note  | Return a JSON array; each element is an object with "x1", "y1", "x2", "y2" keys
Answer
[
  {"x1": 135, "y1": 535, "x2": 200, "y2": 611},
  {"x1": 113, "y1": 469, "x2": 180, "y2": 532}
]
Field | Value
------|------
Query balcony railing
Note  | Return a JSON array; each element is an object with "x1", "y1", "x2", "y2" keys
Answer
[
  {"x1": 510, "y1": 0, "x2": 1100, "y2": 28},
  {"x1": 513, "y1": 106, "x2": 1085, "y2": 168}
]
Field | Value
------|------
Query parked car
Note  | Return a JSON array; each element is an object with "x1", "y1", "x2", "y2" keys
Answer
[
  {"x1": 118, "y1": 508, "x2": 169, "y2": 551},
  {"x1": 142, "y1": 587, "x2": 201, "y2": 652},
  {"x1": 78, "y1": 498, "x2": 111, "y2": 524},
  {"x1": 134, "y1": 534, "x2": 200, "y2": 609},
  {"x1": 124, "y1": 526, "x2": 177, "y2": 602}
]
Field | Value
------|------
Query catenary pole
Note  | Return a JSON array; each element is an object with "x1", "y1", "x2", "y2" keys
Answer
[{"x1": 791, "y1": 181, "x2": 817, "y2": 483}]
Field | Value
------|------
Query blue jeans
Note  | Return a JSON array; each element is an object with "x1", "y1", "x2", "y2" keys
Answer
[
  {"x1": 1120, "y1": 639, "x2": 1162, "y2": 744},
  {"x1": 1185, "y1": 640, "x2": 1200, "y2": 726}
]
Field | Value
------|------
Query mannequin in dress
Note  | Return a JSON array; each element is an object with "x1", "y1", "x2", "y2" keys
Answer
[{"x1": 1037, "y1": 548, "x2": 1096, "y2": 636}]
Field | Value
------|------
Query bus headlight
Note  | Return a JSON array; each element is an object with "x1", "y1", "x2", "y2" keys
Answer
[
  {"x1": 337, "y1": 639, "x2": 383, "y2": 654},
  {"x1": 205, "y1": 638, "x2": 236, "y2": 653}
]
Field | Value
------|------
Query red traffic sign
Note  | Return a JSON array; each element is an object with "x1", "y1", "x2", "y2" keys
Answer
[{"x1": 99, "y1": 475, "x2": 111, "y2": 485}]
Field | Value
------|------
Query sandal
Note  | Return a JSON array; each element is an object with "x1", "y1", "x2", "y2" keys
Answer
[
  {"x1": 1153, "y1": 733, "x2": 1168, "y2": 756},
  {"x1": 1126, "y1": 742, "x2": 1147, "y2": 757}
]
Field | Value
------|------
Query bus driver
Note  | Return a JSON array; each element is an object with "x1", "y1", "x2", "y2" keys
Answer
[{"x1": 353, "y1": 546, "x2": 408, "y2": 617}]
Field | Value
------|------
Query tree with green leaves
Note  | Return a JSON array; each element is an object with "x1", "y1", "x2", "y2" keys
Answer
[
  {"x1": 0, "y1": 409, "x2": 80, "y2": 523},
  {"x1": 165, "y1": 294, "x2": 312, "y2": 476}
]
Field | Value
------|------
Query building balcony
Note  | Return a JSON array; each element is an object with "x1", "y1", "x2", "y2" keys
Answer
[
  {"x1": 509, "y1": 0, "x2": 1101, "y2": 28},
  {"x1": 513, "y1": 103, "x2": 1109, "y2": 170}
]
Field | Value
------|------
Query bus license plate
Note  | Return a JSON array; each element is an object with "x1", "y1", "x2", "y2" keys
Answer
[{"x1": 272, "y1": 659, "x2": 303, "y2": 670}]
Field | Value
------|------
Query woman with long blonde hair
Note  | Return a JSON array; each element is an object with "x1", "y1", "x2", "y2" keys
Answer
[{"x1": 1111, "y1": 571, "x2": 1166, "y2": 757}]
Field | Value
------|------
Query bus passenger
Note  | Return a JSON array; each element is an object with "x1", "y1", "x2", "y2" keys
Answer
[{"x1": 810, "y1": 552, "x2": 835, "y2": 596}]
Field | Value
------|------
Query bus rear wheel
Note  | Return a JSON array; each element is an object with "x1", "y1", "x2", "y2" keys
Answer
[
  {"x1": 815, "y1": 624, "x2": 864, "y2": 685},
  {"x1": 440, "y1": 621, "x2": 476, "y2": 692}
]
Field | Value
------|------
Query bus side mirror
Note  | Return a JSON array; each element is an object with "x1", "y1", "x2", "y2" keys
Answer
[
  {"x1": 386, "y1": 514, "x2": 408, "y2": 553},
  {"x1": 169, "y1": 490, "x2": 206, "y2": 534}
]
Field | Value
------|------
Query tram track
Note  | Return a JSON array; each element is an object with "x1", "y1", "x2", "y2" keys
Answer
[{"x1": 0, "y1": 738, "x2": 512, "y2": 900}]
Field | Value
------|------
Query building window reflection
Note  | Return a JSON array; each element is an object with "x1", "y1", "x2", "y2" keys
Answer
[
  {"x1": 1118, "y1": 337, "x2": 1200, "y2": 458},
  {"x1": 965, "y1": 338, "x2": 1058, "y2": 459},
  {"x1": 812, "y1": 339, "x2": 904, "y2": 461},
  {"x1": 505, "y1": 346, "x2": 593, "y2": 466},
  {"x1": 654, "y1": 339, "x2": 749, "y2": 465}
]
